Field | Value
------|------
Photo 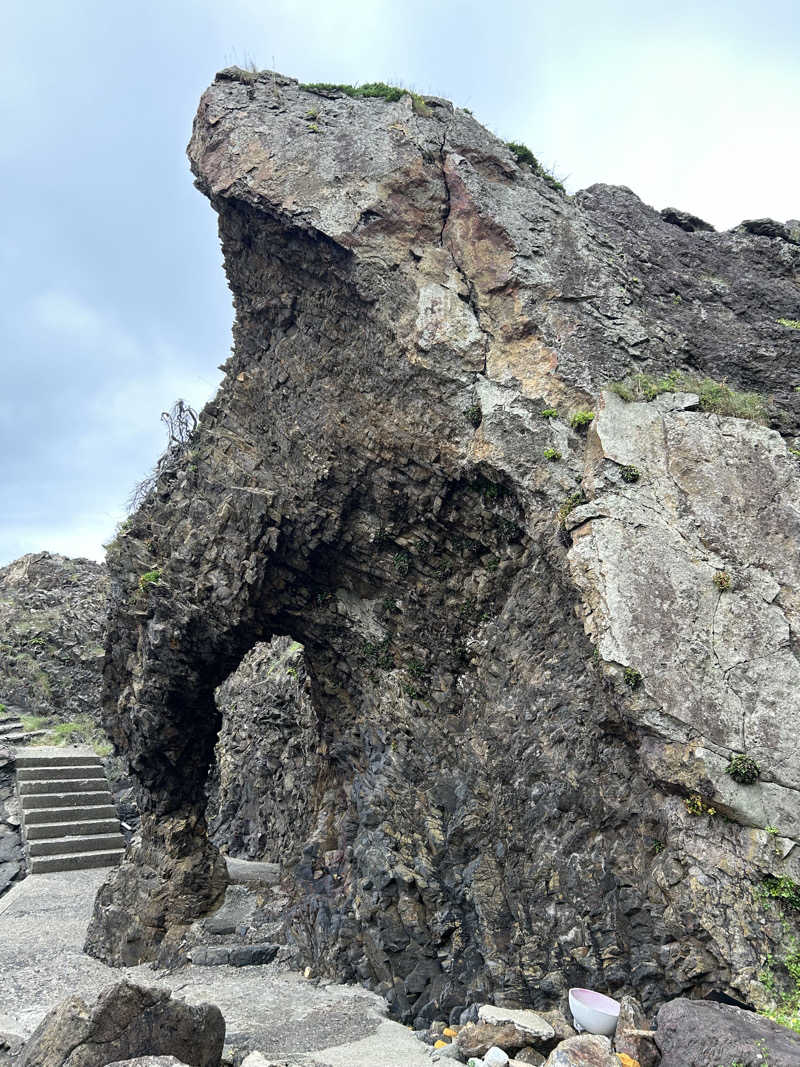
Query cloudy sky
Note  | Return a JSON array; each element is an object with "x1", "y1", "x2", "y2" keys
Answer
[{"x1": 2, "y1": 0, "x2": 798, "y2": 566}]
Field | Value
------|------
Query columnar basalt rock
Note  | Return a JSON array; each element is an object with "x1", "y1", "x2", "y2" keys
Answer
[{"x1": 85, "y1": 69, "x2": 800, "y2": 1019}]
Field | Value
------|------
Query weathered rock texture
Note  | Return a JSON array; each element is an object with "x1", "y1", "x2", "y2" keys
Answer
[
  {"x1": 206, "y1": 636, "x2": 318, "y2": 858},
  {"x1": 19, "y1": 980, "x2": 224, "y2": 1067},
  {"x1": 655, "y1": 996, "x2": 800, "y2": 1066},
  {"x1": 0, "y1": 552, "x2": 107, "y2": 716},
  {"x1": 86, "y1": 69, "x2": 800, "y2": 1022},
  {"x1": 0, "y1": 745, "x2": 24, "y2": 897}
]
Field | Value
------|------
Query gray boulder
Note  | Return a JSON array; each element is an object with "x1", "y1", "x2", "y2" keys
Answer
[
  {"x1": 656, "y1": 997, "x2": 800, "y2": 1066},
  {"x1": 107, "y1": 1059, "x2": 192, "y2": 1066},
  {"x1": 542, "y1": 1035, "x2": 618, "y2": 1065},
  {"x1": 19, "y1": 980, "x2": 224, "y2": 1067}
]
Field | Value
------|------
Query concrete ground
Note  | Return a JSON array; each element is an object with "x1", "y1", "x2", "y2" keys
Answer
[{"x1": 0, "y1": 868, "x2": 432, "y2": 1066}]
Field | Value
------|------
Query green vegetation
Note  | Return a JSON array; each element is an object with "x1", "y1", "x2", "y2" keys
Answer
[
  {"x1": 764, "y1": 875, "x2": 800, "y2": 912},
  {"x1": 620, "y1": 465, "x2": 640, "y2": 483},
  {"x1": 570, "y1": 410, "x2": 595, "y2": 432},
  {"x1": 464, "y1": 403, "x2": 482, "y2": 428},
  {"x1": 505, "y1": 142, "x2": 566, "y2": 193},
  {"x1": 778, "y1": 318, "x2": 800, "y2": 329},
  {"x1": 22, "y1": 713, "x2": 112, "y2": 756},
  {"x1": 623, "y1": 666, "x2": 642, "y2": 689},
  {"x1": 610, "y1": 370, "x2": 767, "y2": 422},
  {"x1": 684, "y1": 793, "x2": 717, "y2": 816},
  {"x1": 300, "y1": 81, "x2": 431, "y2": 116},
  {"x1": 726, "y1": 753, "x2": 759, "y2": 784},
  {"x1": 557, "y1": 491, "x2": 584, "y2": 528},
  {"x1": 138, "y1": 569, "x2": 161, "y2": 591},
  {"x1": 540, "y1": 408, "x2": 559, "y2": 419},
  {"x1": 543, "y1": 447, "x2": 562, "y2": 461},
  {"x1": 713, "y1": 570, "x2": 733, "y2": 592},
  {"x1": 759, "y1": 941, "x2": 800, "y2": 1035},
  {"x1": 393, "y1": 552, "x2": 410, "y2": 577},
  {"x1": 0, "y1": 703, "x2": 6, "y2": 716}
]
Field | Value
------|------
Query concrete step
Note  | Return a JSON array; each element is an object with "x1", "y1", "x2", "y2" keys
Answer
[
  {"x1": 16, "y1": 752, "x2": 103, "y2": 768},
  {"x1": 22, "y1": 803, "x2": 118, "y2": 824},
  {"x1": 18, "y1": 764, "x2": 107, "y2": 782},
  {"x1": 21, "y1": 790, "x2": 113, "y2": 810},
  {"x1": 25, "y1": 817, "x2": 122, "y2": 840},
  {"x1": 28, "y1": 848, "x2": 124, "y2": 874},
  {"x1": 18, "y1": 777, "x2": 108, "y2": 796},
  {"x1": 29, "y1": 832, "x2": 125, "y2": 857}
]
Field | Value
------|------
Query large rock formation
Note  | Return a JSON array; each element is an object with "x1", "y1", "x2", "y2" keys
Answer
[
  {"x1": 0, "y1": 552, "x2": 107, "y2": 717},
  {"x1": 85, "y1": 69, "x2": 800, "y2": 1022}
]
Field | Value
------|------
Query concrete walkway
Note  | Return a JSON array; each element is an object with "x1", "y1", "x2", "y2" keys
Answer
[{"x1": 0, "y1": 869, "x2": 432, "y2": 1065}]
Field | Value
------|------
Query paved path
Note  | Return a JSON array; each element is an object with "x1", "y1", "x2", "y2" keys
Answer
[{"x1": 0, "y1": 870, "x2": 432, "y2": 1065}]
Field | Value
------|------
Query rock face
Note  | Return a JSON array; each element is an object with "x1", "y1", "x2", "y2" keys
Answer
[
  {"x1": 655, "y1": 996, "x2": 800, "y2": 1066},
  {"x1": 0, "y1": 746, "x2": 24, "y2": 897},
  {"x1": 0, "y1": 552, "x2": 107, "y2": 717},
  {"x1": 18, "y1": 980, "x2": 225, "y2": 1067},
  {"x1": 85, "y1": 69, "x2": 800, "y2": 1022},
  {"x1": 206, "y1": 636, "x2": 318, "y2": 859}
]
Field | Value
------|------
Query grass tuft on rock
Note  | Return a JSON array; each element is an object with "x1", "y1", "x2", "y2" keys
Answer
[
  {"x1": 301, "y1": 81, "x2": 431, "y2": 115},
  {"x1": 610, "y1": 370, "x2": 767, "y2": 422}
]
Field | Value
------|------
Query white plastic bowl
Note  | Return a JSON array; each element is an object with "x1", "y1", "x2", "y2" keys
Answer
[{"x1": 568, "y1": 987, "x2": 621, "y2": 1036}]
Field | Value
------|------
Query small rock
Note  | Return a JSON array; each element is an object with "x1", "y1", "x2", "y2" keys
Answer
[
  {"x1": 458, "y1": 1023, "x2": 526, "y2": 1058},
  {"x1": 478, "y1": 1007, "x2": 555, "y2": 1048},
  {"x1": 536, "y1": 1010, "x2": 576, "y2": 1047},
  {"x1": 240, "y1": 1055, "x2": 275, "y2": 1067},
  {"x1": 433, "y1": 1042, "x2": 466, "y2": 1062},
  {"x1": 614, "y1": 995, "x2": 656, "y2": 1067},
  {"x1": 513, "y1": 1050, "x2": 546, "y2": 1066},
  {"x1": 542, "y1": 1034, "x2": 618, "y2": 1066},
  {"x1": 228, "y1": 942, "x2": 279, "y2": 967},
  {"x1": 484, "y1": 1048, "x2": 510, "y2": 1067}
]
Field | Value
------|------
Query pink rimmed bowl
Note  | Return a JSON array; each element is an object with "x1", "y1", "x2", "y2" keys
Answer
[{"x1": 568, "y1": 987, "x2": 621, "y2": 1036}]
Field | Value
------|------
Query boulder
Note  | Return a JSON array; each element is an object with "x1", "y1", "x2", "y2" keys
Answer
[
  {"x1": 107, "y1": 1059, "x2": 192, "y2": 1066},
  {"x1": 18, "y1": 981, "x2": 225, "y2": 1067},
  {"x1": 614, "y1": 995, "x2": 657, "y2": 1067},
  {"x1": 542, "y1": 1035, "x2": 619, "y2": 1065},
  {"x1": 458, "y1": 1022, "x2": 539, "y2": 1058},
  {"x1": 478, "y1": 1007, "x2": 555, "y2": 1049},
  {"x1": 656, "y1": 997, "x2": 800, "y2": 1066}
]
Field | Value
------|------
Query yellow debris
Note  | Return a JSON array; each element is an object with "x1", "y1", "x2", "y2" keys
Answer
[
  {"x1": 443, "y1": 1027, "x2": 458, "y2": 1037},
  {"x1": 616, "y1": 1055, "x2": 640, "y2": 1067},
  {"x1": 434, "y1": 1039, "x2": 448, "y2": 1049}
]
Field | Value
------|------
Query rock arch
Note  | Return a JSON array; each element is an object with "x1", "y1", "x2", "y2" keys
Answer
[{"x1": 85, "y1": 69, "x2": 800, "y2": 1018}]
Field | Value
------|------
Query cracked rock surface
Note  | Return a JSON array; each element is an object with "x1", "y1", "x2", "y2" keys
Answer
[{"x1": 85, "y1": 69, "x2": 800, "y2": 1022}]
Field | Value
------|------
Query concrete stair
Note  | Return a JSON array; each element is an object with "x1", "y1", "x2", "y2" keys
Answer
[{"x1": 17, "y1": 752, "x2": 125, "y2": 873}]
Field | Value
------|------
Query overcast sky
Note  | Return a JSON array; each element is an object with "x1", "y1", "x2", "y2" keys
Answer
[{"x1": 2, "y1": 0, "x2": 798, "y2": 566}]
